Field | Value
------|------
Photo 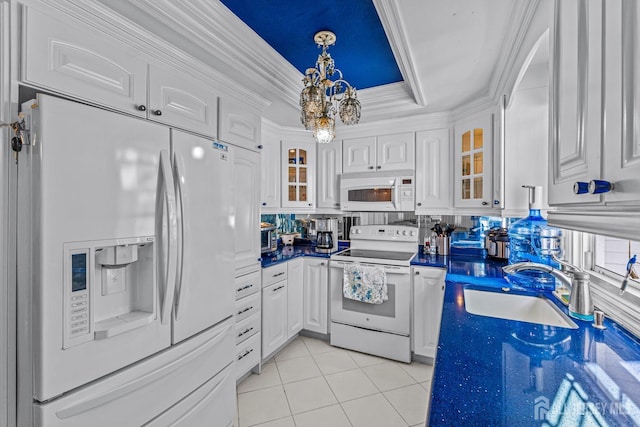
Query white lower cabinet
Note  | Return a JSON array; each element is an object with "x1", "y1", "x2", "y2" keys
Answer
[
  {"x1": 412, "y1": 267, "x2": 446, "y2": 359},
  {"x1": 234, "y1": 271, "x2": 261, "y2": 380},
  {"x1": 287, "y1": 258, "x2": 304, "y2": 339},
  {"x1": 261, "y1": 278, "x2": 288, "y2": 359},
  {"x1": 303, "y1": 258, "x2": 329, "y2": 334}
]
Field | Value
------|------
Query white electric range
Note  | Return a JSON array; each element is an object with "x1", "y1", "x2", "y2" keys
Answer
[{"x1": 329, "y1": 225, "x2": 418, "y2": 362}]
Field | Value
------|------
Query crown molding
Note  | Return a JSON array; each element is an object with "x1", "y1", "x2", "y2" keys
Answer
[
  {"x1": 128, "y1": 0, "x2": 301, "y2": 107},
  {"x1": 487, "y1": 0, "x2": 541, "y2": 107},
  {"x1": 357, "y1": 82, "x2": 426, "y2": 122},
  {"x1": 373, "y1": 0, "x2": 426, "y2": 107}
]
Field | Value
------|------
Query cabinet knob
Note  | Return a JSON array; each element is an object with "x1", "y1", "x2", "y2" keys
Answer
[
  {"x1": 320, "y1": 262, "x2": 325, "y2": 266},
  {"x1": 368, "y1": 166, "x2": 374, "y2": 170},
  {"x1": 262, "y1": 202, "x2": 267, "y2": 206},
  {"x1": 481, "y1": 201, "x2": 488, "y2": 206},
  {"x1": 258, "y1": 144, "x2": 263, "y2": 149},
  {"x1": 308, "y1": 203, "x2": 312, "y2": 206},
  {"x1": 152, "y1": 109, "x2": 162, "y2": 116},
  {"x1": 334, "y1": 203, "x2": 340, "y2": 207},
  {"x1": 493, "y1": 200, "x2": 500, "y2": 205},
  {"x1": 136, "y1": 105, "x2": 146, "y2": 112},
  {"x1": 376, "y1": 165, "x2": 382, "y2": 169},
  {"x1": 573, "y1": 182, "x2": 589, "y2": 194},
  {"x1": 588, "y1": 180, "x2": 614, "y2": 194},
  {"x1": 415, "y1": 271, "x2": 420, "y2": 275},
  {"x1": 417, "y1": 202, "x2": 422, "y2": 207}
]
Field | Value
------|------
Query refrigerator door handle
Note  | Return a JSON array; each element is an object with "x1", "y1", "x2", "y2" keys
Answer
[
  {"x1": 156, "y1": 150, "x2": 178, "y2": 325},
  {"x1": 172, "y1": 152, "x2": 188, "y2": 320}
]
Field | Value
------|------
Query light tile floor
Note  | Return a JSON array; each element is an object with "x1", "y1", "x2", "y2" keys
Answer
[{"x1": 236, "y1": 336, "x2": 434, "y2": 427}]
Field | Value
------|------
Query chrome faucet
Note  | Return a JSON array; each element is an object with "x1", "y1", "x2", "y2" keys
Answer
[{"x1": 503, "y1": 256, "x2": 594, "y2": 321}]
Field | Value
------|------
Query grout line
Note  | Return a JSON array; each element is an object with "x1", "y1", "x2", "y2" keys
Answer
[{"x1": 239, "y1": 336, "x2": 430, "y2": 427}]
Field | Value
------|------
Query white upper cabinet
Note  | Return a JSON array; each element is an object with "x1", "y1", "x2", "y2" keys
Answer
[
  {"x1": 376, "y1": 133, "x2": 415, "y2": 172},
  {"x1": 549, "y1": 0, "x2": 640, "y2": 208},
  {"x1": 218, "y1": 96, "x2": 262, "y2": 152},
  {"x1": 148, "y1": 64, "x2": 218, "y2": 137},
  {"x1": 260, "y1": 125, "x2": 281, "y2": 209},
  {"x1": 317, "y1": 141, "x2": 342, "y2": 210},
  {"x1": 343, "y1": 133, "x2": 415, "y2": 173},
  {"x1": 415, "y1": 129, "x2": 451, "y2": 212},
  {"x1": 548, "y1": 0, "x2": 603, "y2": 206},
  {"x1": 601, "y1": 0, "x2": 640, "y2": 205},
  {"x1": 343, "y1": 136, "x2": 376, "y2": 173},
  {"x1": 281, "y1": 140, "x2": 315, "y2": 209},
  {"x1": 233, "y1": 148, "x2": 261, "y2": 273},
  {"x1": 454, "y1": 114, "x2": 493, "y2": 210},
  {"x1": 22, "y1": 6, "x2": 147, "y2": 117}
]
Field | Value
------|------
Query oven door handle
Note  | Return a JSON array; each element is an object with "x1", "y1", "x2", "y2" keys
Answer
[{"x1": 330, "y1": 261, "x2": 409, "y2": 274}]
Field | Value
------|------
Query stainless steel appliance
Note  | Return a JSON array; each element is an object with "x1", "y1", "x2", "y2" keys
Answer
[
  {"x1": 316, "y1": 231, "x2": 334, "y2": 253},
  {"x1": 329, "y1": 225, "x2": 418, "y2": 362},
  {"x1": 315, "y1": 218, "x2": 339, "y2": 253},
  {"x1": 340, "y1": 170, "x2": 415, "y2": 212},
  {"x1": 261, "y1": 222, "x2": 278, "y2": 253},
  {"x1": 485, "y1": 227, "x2": 510, "y2": 260}
]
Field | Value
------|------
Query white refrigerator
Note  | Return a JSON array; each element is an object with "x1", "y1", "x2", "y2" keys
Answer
[{"x1": 16, "y1": 94, "x2": 237, "y2": 426}]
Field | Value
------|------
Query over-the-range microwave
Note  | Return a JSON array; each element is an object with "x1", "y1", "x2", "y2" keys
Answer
[{"x1": 340, "y1": 170, "x2": 415, "y2": 212}]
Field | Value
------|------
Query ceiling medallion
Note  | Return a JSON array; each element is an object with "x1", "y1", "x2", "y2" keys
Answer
[{"x1": 299, "y1": 31, "x2": 361, "y2": 144}]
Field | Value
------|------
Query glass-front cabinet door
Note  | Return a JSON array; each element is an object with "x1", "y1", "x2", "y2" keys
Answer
[
  {"x1": 454, "y1": 114, "x2": 493, "y2": 209},
  {"x1": 281, "y1": 140, "x2": 315, "y2": 209}
]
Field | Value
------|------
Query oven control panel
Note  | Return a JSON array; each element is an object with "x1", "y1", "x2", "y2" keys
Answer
[{"x1": 349, "y1": 225, "x2": 418, "y2": 242}]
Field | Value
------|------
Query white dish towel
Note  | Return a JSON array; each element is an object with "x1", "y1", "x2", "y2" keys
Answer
[{"x1": 343, "y1": 263, "x2": 388, "y2": 304}]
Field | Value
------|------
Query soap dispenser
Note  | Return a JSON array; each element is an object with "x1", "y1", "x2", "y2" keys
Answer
[{"x1": 507, "y1": 185, "x2": 563, "y2": 290}]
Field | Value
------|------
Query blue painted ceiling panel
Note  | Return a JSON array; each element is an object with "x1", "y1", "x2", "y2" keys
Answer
[{"x1": 220, "y1": 0, "x2": 403, "y2": 90}]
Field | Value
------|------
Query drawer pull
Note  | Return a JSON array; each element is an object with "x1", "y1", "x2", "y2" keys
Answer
[
  {"x1": 273, "y1": 272, "x2": 285, "y2": 278},
  {"x1": 273, "y1": 285, "x2": 285, "y2": 292},
  {"x1": 237, "y1": 284, "x2": 254, "y2": 292},
  {"x1": 238, "y1": 327, "x2": 254, "y2": 337},
  {"x1": 238, "y1": 348, "x2": 254, "y2": 360},
  {"x1": 237, "y1": 306, "x2": 253, "y2": 315}
]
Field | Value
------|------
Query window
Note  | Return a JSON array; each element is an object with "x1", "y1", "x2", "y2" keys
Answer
[
  {"x1": 585, "y1": 233, "x2": 640, "y2": 339},
  {"x1": 594, "y1": 235, "x2": 640, "y2": 286}
]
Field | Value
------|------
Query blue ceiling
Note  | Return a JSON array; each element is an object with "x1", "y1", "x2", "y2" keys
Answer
[{"x1": 219, "y1": 0, "x2": 403, "y2": 90}]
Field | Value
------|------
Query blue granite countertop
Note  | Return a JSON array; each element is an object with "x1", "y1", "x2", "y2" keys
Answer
[
  {"x1": 260, "y1": 241, "x2": 351, "y2": 268},
  {"x1": 428, "y1": 262, "x2": 640, "y2": 426},
  {"x1": 261, "y1": 246, "x2": 640, "y2": 424},
  {"x1": 260, "y1": 245, "x2": 330, "y2": 268}
]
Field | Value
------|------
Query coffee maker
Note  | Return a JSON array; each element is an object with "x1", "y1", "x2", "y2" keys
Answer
[{"x1": 315, "y1": 218, "x2": 339, "y2": 254}]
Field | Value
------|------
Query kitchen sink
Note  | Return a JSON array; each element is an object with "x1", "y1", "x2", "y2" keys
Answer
[{"x1": 463, "y1": 288, "x2": 579, "y2": 329}]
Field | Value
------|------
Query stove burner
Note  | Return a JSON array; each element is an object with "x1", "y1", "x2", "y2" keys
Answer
[{"x1": 334, "y1": 249, "x2": 415, "y2": 262}]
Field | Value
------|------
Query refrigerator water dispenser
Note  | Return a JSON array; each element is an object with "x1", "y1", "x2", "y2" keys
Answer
[{"x1": 63, "y1": 236, "x2": 156, "y2": 349}]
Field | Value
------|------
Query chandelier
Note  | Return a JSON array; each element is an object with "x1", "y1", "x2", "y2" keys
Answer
[{"x1": 299, "y1": 31, "x2": 361, "y2": 144}]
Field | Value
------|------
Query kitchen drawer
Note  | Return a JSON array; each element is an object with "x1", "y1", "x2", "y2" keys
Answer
[
  {"x1": 235, "y1": 292, "x2": 260, "y2": 323},
  {"x1": 235, "y1": 270, "x2": 261, "y2": 300},
  {"x1": 262, "y1": 263, "x2": 288, "y2": 287},
  {"x1": 236, "y1": 333, "x2": 260, "y2": 381},
  {"x1": 235, "y1": 312, "x2": 260, "y2": 345}
]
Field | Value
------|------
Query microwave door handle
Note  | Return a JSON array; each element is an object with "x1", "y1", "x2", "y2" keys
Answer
[{"x1": 392, "y1": 179, "x2": 399, "y2": 209}]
